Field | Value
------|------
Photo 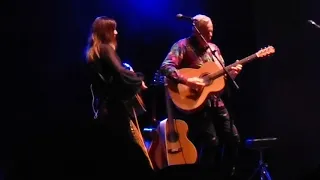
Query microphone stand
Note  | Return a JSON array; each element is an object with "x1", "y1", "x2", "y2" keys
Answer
[
  {"x1": 192, "y1": 22, "x2": 239, "y2": 160},
  {"x1": 192, "y1": 21, "x2": 239, "y2": 90}
]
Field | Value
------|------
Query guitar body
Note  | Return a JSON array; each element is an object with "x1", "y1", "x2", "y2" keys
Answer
[
  {"x1": 164, "y1": 119, "x2": 198, "y2": 166},
  {"x1": 167, "y1": 61, "x2": 225, "y2": 112},
  {"x1": 148, "y1": 124, "x2": 167, "y2": 170},
  {"x1": 148, "y1": 118, "x2": 198, "y2": 169}
]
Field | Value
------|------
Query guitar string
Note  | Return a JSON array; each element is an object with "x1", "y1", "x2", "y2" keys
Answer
[{"x1": 173, "y1": 119, "x2": 188, "y2": 164}]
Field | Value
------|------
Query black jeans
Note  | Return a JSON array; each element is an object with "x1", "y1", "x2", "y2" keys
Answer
[{"x1": 173, "y1": 100, "x2": 240, "y2": 176}]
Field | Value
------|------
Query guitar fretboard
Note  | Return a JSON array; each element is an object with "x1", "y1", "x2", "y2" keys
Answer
[{"x1": 208, "y1": 53, "x2": 258, "y2": 80}]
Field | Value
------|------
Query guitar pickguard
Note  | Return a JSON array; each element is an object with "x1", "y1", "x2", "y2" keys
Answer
[
  {"x1": 199, "y1": 72, "x2": 213, "y2": 86},
  {"x1": 177, "y1": 84, "x2": 201, "y2": 100}
]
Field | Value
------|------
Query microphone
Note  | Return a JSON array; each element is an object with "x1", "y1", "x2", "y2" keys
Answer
[
  {"x1": 176, "y1": 14, "x2": 197, "y2": 21},
  {"x1": 308, "y1": 20, "x2": 320, "y2": 28}
]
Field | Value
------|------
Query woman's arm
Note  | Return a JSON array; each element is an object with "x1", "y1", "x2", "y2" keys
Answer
[{"x1": 99, "y1": 44, "x2": 143, "y2": 99}]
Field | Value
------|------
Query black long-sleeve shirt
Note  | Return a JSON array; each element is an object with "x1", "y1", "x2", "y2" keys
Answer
[
  {"x1": 86, "y1": 45, "x2": 153, "y2": 176},
  {"x1": 88, "y1": 44, "x2": 143, "y2": 103}
]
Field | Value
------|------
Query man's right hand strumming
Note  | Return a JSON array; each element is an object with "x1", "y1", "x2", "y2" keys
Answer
[{"x1": 186, "y1": 77, "x2": 205, "y2": 91}]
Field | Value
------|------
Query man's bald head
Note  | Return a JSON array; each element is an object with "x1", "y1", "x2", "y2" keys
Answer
[
  {"x1": 193, "y1": 14, "x2": 212, "y2": 26},
  {"x1": 192, "y1": 14, "x2": 214, "y2": 41}
]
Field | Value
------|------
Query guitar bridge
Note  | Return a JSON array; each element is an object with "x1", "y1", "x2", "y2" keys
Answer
[{"x1": 168, "y1": 148, "x2": 182, "y2": 154}]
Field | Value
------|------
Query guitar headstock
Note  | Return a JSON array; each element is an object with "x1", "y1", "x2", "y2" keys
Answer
[{"x1": 256, "y1": 46, "x2": 275, "y2": 58}]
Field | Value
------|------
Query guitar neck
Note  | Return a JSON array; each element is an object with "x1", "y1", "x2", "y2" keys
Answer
[
  {"x1": 209, "y1": 53, "x2": 258, "y2": 79},
  {"x1": 227, "y1": 53, "x2": 258, "y2": 70},
  {"x1": 164, "y1": 78, "x2": 175, "y2": 132}
]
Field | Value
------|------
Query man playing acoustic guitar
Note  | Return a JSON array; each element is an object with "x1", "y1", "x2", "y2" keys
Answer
[{"x1": 160, "y1": 14, "x2": 242, "y2": 178}]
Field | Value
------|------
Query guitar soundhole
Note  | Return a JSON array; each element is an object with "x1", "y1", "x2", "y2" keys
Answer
[
  {"x1": 199, "y1": 73, "x2": 212, "y2": 86},
  {"x1": 167, "y1": 131, "x2": 179, "y2": 142}
]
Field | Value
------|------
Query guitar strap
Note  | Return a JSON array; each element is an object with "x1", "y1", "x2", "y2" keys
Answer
[
  {"x1": 185, "y1": 38, "x2": 224, "y2": 66},
  {"x1": 185, "y1": 40, "x2": 209, "y2": 66}
]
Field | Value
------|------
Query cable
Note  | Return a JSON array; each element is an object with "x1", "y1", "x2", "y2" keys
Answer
[{"x1": 90, "y1": 84, "x2": 99, "y2": 119}]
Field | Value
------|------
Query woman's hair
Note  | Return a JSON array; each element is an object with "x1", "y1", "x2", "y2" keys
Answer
[{"x1": 86, "y1": 16, "x2": 117, "y2": 62}]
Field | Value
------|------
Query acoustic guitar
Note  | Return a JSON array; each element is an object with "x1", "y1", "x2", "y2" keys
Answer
[
  {"x1": 148, "y1": 77, "x2": 198, "y2": 170},
  {"x1": 166, "y1": 46, "x2": 275, "y2": 113}
]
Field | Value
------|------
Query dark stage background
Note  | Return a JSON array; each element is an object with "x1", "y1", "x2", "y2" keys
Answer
[{"x1": 3, "y1": 0, "x2": 320, "y2": 179}]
